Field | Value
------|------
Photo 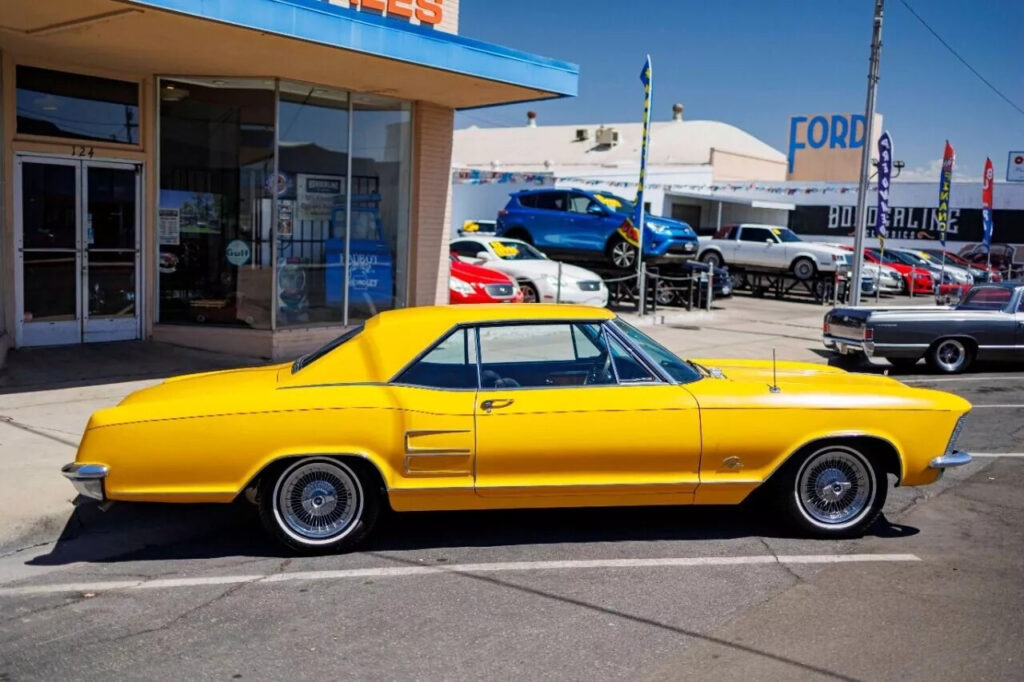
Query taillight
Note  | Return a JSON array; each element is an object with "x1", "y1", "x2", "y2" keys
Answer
[
  {"x1": 823, "y1": 319, "x2": 831, "y2": 334},
  {"x1": 863, "y1": 328, "x2": 874, "y2": 341},
  {"x1": 498, "y1": 210, "x2": 508, "y2": 217}
]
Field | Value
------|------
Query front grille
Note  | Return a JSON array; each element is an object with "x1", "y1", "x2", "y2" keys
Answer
[
  {"x1": 576, "y1": 280, "x2": 601, "y2": 291},
  {"x1": 484, "y1": 283, "x2": 515, "y2": 298},
  {"x1": 666, "y1": 242, "x2": 697, "y2": 255}
]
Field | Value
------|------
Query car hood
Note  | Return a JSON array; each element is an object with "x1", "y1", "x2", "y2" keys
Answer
[
  {"x1": 450, "y1": 259, "x2": 514, "y2": 285},
  {"x1": 687, "y1": 358, "x2": 970, "y2": 411},
  {"x1": 486, "y1": 259, "x2": 604, "y2": 282},
  {"x1": 643, "y1": 215, "x2": 696, "y2": 237}
]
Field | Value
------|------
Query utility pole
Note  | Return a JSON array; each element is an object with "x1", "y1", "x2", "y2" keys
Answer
[{"x1": 850, "y1": 0, "x2": 884, "y2": 306}]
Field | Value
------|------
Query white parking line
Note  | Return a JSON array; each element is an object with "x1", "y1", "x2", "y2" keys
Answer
[
  {"x1": 971, "y1": 453, "x2": 1024, "y2": 458},
  {"x1": 900, "y1": 375, "x2": 1024, "y2": 384},
  {"x1": 0, "y1": 553, "x2": 920, "y2": 597},
  {"x1": 969, "y1": 404, "x2": 1024, "y2": 409}
]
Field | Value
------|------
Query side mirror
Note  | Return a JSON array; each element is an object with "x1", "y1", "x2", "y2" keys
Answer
[
  {"x1": 586, "y1": 204, "x2": 606, "y2": 216},
  {"x1": 475, "y1": 251, "x2": 492, "y2": 261},
  {"x1": 765, "y1": 238, "x2": 774, "y2": 245}
]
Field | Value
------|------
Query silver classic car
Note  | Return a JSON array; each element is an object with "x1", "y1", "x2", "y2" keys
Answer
[{"x1": 824, "y1": 283, "x2": 1024, "y2": 373}]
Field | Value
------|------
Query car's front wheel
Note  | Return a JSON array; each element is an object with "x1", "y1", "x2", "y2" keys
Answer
[
  {"x1": 258, "y1": 457, "x2": 380, "y2": 554},
  {"x1": 782, "y1": 443, "x2": 886, "y2": 538},
  {"x1": 607, "y1": 236, "x2": 638, "y2": 270}
]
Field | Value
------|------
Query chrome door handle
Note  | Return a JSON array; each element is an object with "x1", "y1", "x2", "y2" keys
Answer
[{"x1": 480, "y1": 399, "x2": 514, "y2": 413}]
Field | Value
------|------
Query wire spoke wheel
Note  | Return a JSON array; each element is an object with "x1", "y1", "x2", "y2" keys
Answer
[
  {"x1": 274, "y1": 459, "x2": 362, "y2": 543},
  {"x1": 795, "y1": 447, "x2": 875, "y2": 529}
]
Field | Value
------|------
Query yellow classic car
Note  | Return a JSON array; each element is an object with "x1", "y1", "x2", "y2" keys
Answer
[{"x1": 63, "y1": 304, "x2": 972, "y2": 553}]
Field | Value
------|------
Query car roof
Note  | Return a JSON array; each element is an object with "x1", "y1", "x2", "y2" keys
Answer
[
  {"x1": 376, "y1": 304, "x2": 614, "y2": 327},
  {"x1": 452, "y1": 235, "x2": 526, "y2": 246}
]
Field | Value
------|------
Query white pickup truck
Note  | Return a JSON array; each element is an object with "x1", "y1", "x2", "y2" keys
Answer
[{"x1": 698, "y1": 224, "x2": 850, "y2": 280}]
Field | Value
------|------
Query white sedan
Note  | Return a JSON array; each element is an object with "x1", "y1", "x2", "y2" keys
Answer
[{"x1": 450, "y1": 236, "x2": 609, "y2": 307}]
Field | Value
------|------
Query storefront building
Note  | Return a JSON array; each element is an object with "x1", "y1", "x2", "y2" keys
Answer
[{"x1": 0, "y1": 0, "x2": 577, "y2": 362}]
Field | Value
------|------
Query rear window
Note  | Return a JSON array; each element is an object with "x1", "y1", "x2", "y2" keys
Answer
[
  {"x1": 533, "y1": 192, "x2": 567, "y2": 212},
  {"x1": 516, "y1": 194, "x2": 537, "y2": 208},
  {"x1": 959, "y1": 287, "x2": 1012, "y2": 311}
]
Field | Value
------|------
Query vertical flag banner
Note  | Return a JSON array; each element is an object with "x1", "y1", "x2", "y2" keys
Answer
[
  {"x1": 982, "y1": 157, "x2": 994, "y2": 252},
  {"x1": 874, "y1": 131, "x2": 892, "y2": 243},
  {"x1": 617, "y1": 55, "x2": 652, "y2": 252},
  {"x1": 936, "y1": 140, "x2": 955, "y2": 246}
]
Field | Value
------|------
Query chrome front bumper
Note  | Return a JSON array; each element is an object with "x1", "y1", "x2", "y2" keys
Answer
[
  {"x1": 823, "y1": 334, "x2": 874, "y2": 356},
  {"x1": 61, "y1": 463, "x2": 108, "y2": 501},
  {"x1": 929, "y1": 451, "x2": 972, "y2": 469}
]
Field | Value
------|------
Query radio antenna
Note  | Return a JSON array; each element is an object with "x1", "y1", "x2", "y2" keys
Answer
[{"x1": 770, "y1": 348, "x2": 781, "y2": 393}]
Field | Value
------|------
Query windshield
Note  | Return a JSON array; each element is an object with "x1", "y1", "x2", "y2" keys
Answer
[
  {"x1": 488, "y1": 239, "x2": 545, "y2": 261},
  {"x1": 611, "y1": 318, "x2": 702, "y2": 383},
  {"x1": 771, "y1": 227, "x2": 802, "y2": 243},
  {"x1": 291, "y1": 324, "x2": 364, "y2": 373},
  {"x1": 958, "y1": 286, "x2": 1012, "y2": 311},
  {"x1": 894, "y1": 251, "x2": 930, "y2": 267},
  {"x1": 593, "y1": 192, "x2": 636, "y2": 215}
]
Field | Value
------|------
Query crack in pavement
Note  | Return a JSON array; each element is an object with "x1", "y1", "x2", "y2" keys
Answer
[{"x1": 0, "y1": 416, "x2": 79, "y2": 448}]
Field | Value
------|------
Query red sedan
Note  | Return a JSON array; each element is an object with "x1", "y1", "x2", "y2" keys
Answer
[
  {"x1": 448, "y1": 255, "x2": 524, "y2": 304},
  {"x1": 855, "y1": 247, "x2": 935, "y2": 294}
]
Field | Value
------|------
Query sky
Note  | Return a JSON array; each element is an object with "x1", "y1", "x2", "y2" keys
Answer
[{"x1": 455, "y1": 0, "x2": 1024, "y2": 183}]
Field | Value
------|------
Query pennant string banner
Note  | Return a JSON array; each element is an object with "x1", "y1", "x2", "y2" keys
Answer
[{"x1": 452, "y1": 168, "x2": 869, "y2": 194}]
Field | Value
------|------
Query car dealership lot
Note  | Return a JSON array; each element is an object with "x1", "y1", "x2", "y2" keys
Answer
[{"x1": 1, "y1": 298, "x2": 1023, "y2": 681}]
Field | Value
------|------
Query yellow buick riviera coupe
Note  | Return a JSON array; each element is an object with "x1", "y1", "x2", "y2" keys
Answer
[{"x1": 63, "y1": 305, "x2": 972, "y2": 553}]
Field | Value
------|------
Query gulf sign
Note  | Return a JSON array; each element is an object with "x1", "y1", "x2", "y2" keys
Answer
[{"x1": 787, "y1": 113, "x2": 882, "y2": 182}]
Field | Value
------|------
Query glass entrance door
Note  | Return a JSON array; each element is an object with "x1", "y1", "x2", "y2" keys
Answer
[{"x1": 15, "y1": 156, "x2": 141, "y2": 347}]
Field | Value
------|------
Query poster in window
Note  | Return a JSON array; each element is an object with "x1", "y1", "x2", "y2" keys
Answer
[
  {"x1": 297, "y1": 173, "x2": 344, "y2": 222},
  {"x1": 278, "y1": 199, "x2": 294, "y2": 236},
  {"x1": 158, "y1": 208, "x2": 181, "y2": 245}
]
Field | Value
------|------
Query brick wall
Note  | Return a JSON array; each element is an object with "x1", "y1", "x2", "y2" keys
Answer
[{"x1": 410, "y1": 102, "x2": 455, "y2": 306}]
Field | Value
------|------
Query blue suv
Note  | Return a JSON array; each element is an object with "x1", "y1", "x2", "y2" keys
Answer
[{"x1": 496, "y1": 188, "x2": 699, "y2": 269}]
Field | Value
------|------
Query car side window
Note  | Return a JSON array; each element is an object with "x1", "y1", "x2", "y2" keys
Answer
[
  {"x1": 478, "y1": 323, "x2": 615, "y2": 388},
  {"x1": 740, "y1": 227, "x2": 773, "y2": 243},
  {"x1": 395, "y1": 328, "x2": 478, "y2": 390},
  {"x1": 517, "y1": 194, "x2": 537, "y2": 208},
  {"x1": 450, "y1": 241, "x2": 482, "y2": 257},
  {"x1": 533, "y1": 192, "x2": 567, "y2": 212},
  {"x1": 606, "y1": 332, "x2": 656, "y2": 383},
  {"x1": 567, "y1": 193, "x2": 597, "y2": 214}
]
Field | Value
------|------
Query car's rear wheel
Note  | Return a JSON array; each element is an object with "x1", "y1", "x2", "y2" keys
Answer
[
  {"x1": 518, "y1": 280, "x2": 540, "y2": 303},
  {"x1": 258, "y1": 457, "x2": 380, "y2": 554},
  {"x1": 927, "y1": 338, "x2": 973, "y2": 374},
  {"x1": 791, "y1": 257, "x2": 817, "y2": 280},
  {"x1": 700, "y1": 251, "x2": 723, "y2": 268},
  {"x1": 608, "y1": 236, "x2": 637, "y2": 270},
  {"x1": 783, "y1": 444, "x2": 886, "y2": 538}
]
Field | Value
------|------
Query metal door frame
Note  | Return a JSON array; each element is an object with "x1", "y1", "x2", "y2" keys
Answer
[{"x1": 13, "y1": 153, "x2": 143, "y2": 347}]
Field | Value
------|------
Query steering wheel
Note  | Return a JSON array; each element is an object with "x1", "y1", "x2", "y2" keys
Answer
[{"x1": 585, "y1": 351, "x2": 613, "y2": 385}]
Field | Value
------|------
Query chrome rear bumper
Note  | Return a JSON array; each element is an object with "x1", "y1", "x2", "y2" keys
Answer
[
  {"x1": 61, "y1": 463, "x2": 108, "y2": 501},
  {"x1": 929, "y1": 451, "x2": 972, "y2": 469},
  {"x1": 823, "y1": 334, "x2": 874, "y2": 356}
]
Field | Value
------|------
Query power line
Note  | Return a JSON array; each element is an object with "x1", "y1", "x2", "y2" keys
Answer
[{"x1": 897, "y1": 0, "x2": 1024, "y2": 118}]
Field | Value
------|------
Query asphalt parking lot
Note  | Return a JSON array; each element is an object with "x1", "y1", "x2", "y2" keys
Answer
[{"x1": 1, "y1": 296, "x2": 1023, "y2": 681}]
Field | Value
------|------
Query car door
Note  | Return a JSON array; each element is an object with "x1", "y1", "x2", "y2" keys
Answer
[
  {"x1": 736, "y1": 226, "x2": 777, "y2": 267},
  {"x1": 472, "y1": 321, "x2": 701, "y2": 502},
  {"x1": 566, "y1": 191, "x2": 616, "y2": 253},
  {"x1": 530, "y1": 191, "x2": 569, "y2": 251},
  {"x1": 389, "y1": 327, "x2": 478, "y2": 495}
]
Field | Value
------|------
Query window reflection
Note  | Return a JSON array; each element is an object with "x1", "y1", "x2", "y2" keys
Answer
[
  {"x1": 16, "y1": 66, "x2": 139, "y2": 144},
  {"x1": 158, "y1": 79, "x2": 275, "y2": 328}
]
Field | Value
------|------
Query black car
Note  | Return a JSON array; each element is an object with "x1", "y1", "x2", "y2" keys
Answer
[{"x1": 824, "y1": 283, "x2": 1024, "y2": 373}]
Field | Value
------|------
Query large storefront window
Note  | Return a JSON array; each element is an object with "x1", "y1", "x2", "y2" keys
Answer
[
  {"x1": 157, "y1": 79, "x2": 411, "y2": 329},
  {"x1": 158, "y1": 79, "x2": 275, "y2": 328},
  {"x1": 349, "y1": 94, "x2": 412, "y2": 322},
  {"x1": 16, "y1": 66, "x2": 139, "y2": 144}
]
